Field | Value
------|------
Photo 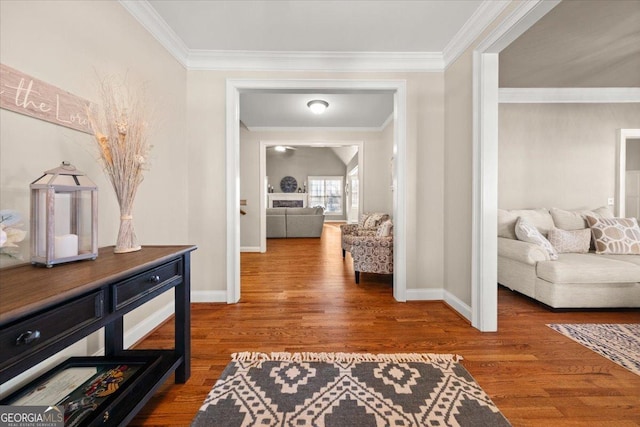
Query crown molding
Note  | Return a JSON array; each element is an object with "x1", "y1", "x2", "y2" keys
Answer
[
  {"x1": 120, "y1": 0, "x2": 445, "y2": 72},
  {"x1": 121, "y1": 0, "x2": 511, "y2": 72},
  {"x1": 187, "y1": 50, "x2": 444, "y2": 72},
  {"x1": 245, "y1": 125, "x2": 390, "y2": 133},
  {"x1": 443, "y1": 0, "x2": 510, "y2": 68},
  {"x1": 119, "y1": 0, "x2": 189, "y2": 65},
  {"x1": 499, "y1": 87, "x2": 640, "y2": 103}
]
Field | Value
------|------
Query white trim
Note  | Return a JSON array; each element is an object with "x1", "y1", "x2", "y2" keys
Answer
[
  {"x1": 188, "y1": 50, "x2": 443, "y2": 72},
  {"x1": 471, "y1": 51, "x2": 499, "y2": 332},
  {"x1": 118, "y1": 0, "x2": 189, "y2": 65},
  {"x1": 226, "y1": 80, "x2": 241, "y2": 304},
  {"x1": 121, "y1": 0, "x2": 513, "y2": 73},
  {"x1": 475, "y1": 1, "x2": 560, "y2": 54},
  {"x1": 471, "y1": 0, "x2": 559, "y2": 332},
  {"x1": 248, "y1": 126, "x2": 388, "y2": 133},
  {"x1": 499, "y1": 88, "x2": 640, "y2": 104},
  {"x1": 443, "y1": 0, "x2": 511, "y2": 68},
  {"x1": 444, "y1": 291, "x2": 473, "y2": 322},
  {"x1": 616, "y1": 129, "x2": 640, "y2": 217},
  {"x1": 241, "y1": 246, "x2": 261, "y2": 252},
  {"x1": 192, "y1": 290, "x2": 228, "y2": 303},
  {"x1": 405, "y1": 288, "x2": 444, "y2": 300},
  {"x1": 229, "y1": 79, "x2": 407, "y2": 303}
]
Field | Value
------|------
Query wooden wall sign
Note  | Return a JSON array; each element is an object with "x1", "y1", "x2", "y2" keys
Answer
[{"x1": 0, "y1": 63, "x2": 92, "y2": 134}]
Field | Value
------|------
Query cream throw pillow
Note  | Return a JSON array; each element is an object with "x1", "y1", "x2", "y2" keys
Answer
[
  {"x1": 548, "y1": 228, "x2": 591, "y2": 253},
  {"x1": 585, "y1": 216, "x2": 640, "y2": 254},
  {"x1": 515, "y1": 217, "x2": 558, "y2": 260},
  {"x1": 376, "y1": 220, "x2": 393, "y2": 237},
  {"x1": 550, "y1": 206, "x2": 613, "y2": 230}
]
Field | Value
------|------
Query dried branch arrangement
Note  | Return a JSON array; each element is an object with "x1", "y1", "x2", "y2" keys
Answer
[{"x1": 86, "y1": 76, "x2": 151, "y2": 253}]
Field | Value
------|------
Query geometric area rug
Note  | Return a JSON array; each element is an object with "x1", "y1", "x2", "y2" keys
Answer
[
  {"x1": 191, "y1": 352, "x2": 511, "y2": 427},
  {"x1": 547, "y1": 324, "x2": 640, "y2": 376}
]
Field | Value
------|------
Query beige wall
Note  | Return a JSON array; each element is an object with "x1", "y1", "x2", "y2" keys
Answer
[
  {"x1": 0, "y1": 0, "x2": 187, "y2": 393},
  {"x1": 187, "y1": 71, "x2": 446, "y2": 295},
  {"x1": 443, "y1": 2, "x2": 521, "y2": 305},
  {"x1": 499, "y1": 104, "x2": 640, "y2": 210}
]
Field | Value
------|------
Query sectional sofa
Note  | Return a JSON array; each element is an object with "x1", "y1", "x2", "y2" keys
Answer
[
  {"x1": 498, "y1": 207, "x2": 640, "y2": 308},
  {"x1": 266, "y1": 207, "x2": 325, "y2": 238}
]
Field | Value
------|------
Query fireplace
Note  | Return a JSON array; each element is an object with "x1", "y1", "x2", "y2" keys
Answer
[
  {"x1": 268, "y1": 193, "x2": 307, "y2": 208},
  {"x1": 273, "y1": 200, "x2": 303, "y2": 208}
]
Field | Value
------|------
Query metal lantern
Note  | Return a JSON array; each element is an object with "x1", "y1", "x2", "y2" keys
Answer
[{"x1": 30, "y1": 162, "x2": 98, "y2": 267}]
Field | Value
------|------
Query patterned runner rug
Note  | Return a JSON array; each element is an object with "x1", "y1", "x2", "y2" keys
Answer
[
  {"x1": 548, "y1": 324, "x2": 640, "y2": 376},
  {"x1": 191, "y1": 352, "x2": 510, "y2": 427}
]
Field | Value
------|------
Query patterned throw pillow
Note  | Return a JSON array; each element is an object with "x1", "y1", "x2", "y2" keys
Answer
[
  {"x1": 358, "y1": 213, "x2": 371, "y2": 228},
  {"x1": 548, "y1": 228, "x2": 591, "y2": 253},
  {"x1": 515, "y1": 217, "x2": 558, "y2": 260},
  {"x1": 585, "y1": 216, "x2": 640, "y2": 254},
  {"x1": 376, "y1": 220, "x2": 393, "y2": 237},
  {"x1": 362, "y1": 213, "x2": 386, "y2": 229}
]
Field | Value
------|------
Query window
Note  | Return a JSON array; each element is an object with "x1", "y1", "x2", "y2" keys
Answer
[{"x1": 308, "y1": 176, "x2": 343, "y2": 214}]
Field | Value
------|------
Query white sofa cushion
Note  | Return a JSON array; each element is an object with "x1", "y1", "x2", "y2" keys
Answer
[
  {"x1": 536, "y1": 253, "x2": 640, "y2": 283},
  {"x1": 498, "y1": 237, "x2": 549, "y2": 264},
  {"x1": 498, "y1": 208, "x2": 554, "y2": 239},
  {"x1": 515, "y1": 217, "x2": 558, "y2": 260},
  {"x1": 548, "y1": 228, "x2": 591, "y2": 253},
  {"x1": 550, "y1": 206, "x2": 613, "y2": 230}
]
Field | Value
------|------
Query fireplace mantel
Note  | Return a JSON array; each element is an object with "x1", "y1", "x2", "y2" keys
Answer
[{"x1": 268, "y1": 193, "x2": 308, "y2": 208}]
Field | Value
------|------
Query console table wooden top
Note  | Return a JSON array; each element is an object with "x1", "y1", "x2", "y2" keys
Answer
[{"x1": 0, "y1": 245, "x2": 197, "y2": 324}]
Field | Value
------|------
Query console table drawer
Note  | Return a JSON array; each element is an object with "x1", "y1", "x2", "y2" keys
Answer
[
  {"x1": 0, "y1": 291, "x2": 104, "y2": 367},
  {"x1": 112, "y1": 259, "x2": 182, "y2": 312}
]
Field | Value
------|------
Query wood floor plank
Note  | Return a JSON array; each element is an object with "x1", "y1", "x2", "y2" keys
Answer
[{"x1": 131, "y1": 223, "x2": 640, "y2": 426}]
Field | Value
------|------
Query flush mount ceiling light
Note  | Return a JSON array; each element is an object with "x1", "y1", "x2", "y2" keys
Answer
[
  {"x1": 274, "y1": 145, "x2": 287, "y2": 152},
  {"x1": 307, "y1": 99, "x2": 329, "y2": 114}
]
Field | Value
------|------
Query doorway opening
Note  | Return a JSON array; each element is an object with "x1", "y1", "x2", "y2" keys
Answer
[
  {"x1": 258, "y1": 141, "x2": 364, "y2": 252},
  {"x1": 227, "y1": 79, "x2": 407, "y2": 304},
  {"x1": 616, "y1": 129, "x2": 640, "y2": 217}
]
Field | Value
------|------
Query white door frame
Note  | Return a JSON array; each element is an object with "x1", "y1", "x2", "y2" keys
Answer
[
  {"x1": 616, "y1": 129, "x2": 640, "y2": 217},
  {"x1": 347, "y1": 165, "x2": 360, "y2": 224},
  {"x1": 227, "y1": 79, "x2": 407, "y2": 303},
  {"x1": 472, "y1": 1, "x2": 560, "y2": 330},
  {"x1": 259, "y1": 140, "x2": 364, "y2": 252}
]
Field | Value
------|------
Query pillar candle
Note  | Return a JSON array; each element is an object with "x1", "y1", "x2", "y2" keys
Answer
[{"x1": 55, "y1": 234, "x2": 78, "y2": 258}]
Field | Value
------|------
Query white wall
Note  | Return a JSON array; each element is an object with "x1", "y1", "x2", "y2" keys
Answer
[
  {"x1": 499, "y1": 103, "x2": 640, "y2": 210},
  {"x1": 0, "y1": 0, "x2": 187, "y2": 394}
]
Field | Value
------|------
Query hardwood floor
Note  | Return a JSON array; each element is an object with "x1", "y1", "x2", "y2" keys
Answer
[{"x1": 131, "y1": 223, "x2": 640, "y2": 426}]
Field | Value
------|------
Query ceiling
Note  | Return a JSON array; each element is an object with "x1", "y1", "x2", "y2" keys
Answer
[
  {"x1": 137, "y1": 0, "x2": 489, "y2": 129},
  {"x1": 134, "y1": 0, "x2": 639, "y2": 129},
  {"x1": 500, "y1": 0, "x2": 640, "y2": 87},
  {"x1": 146, "y1": 0, "x2": 484, "y2": 52}
]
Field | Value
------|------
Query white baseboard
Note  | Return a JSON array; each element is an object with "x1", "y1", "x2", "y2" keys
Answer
[
  {"x1": 405, "y1": 288, "x2": 444, "y2": 300},
  {"x1": 123, "y1": 301, "x2": 175, "y2": 348},
  {"x1": 443, "y1": 290, "x2": 472, "y2": 322},
  {"x1": 241, "y1": 246, "x2": 261, "y2": 252},
  {"x1": 192, "y1": 290, "x2": 228, "y2": 303},
  {"x1": 405, "y1": 288, "x2": 472, "y2": 323}
]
